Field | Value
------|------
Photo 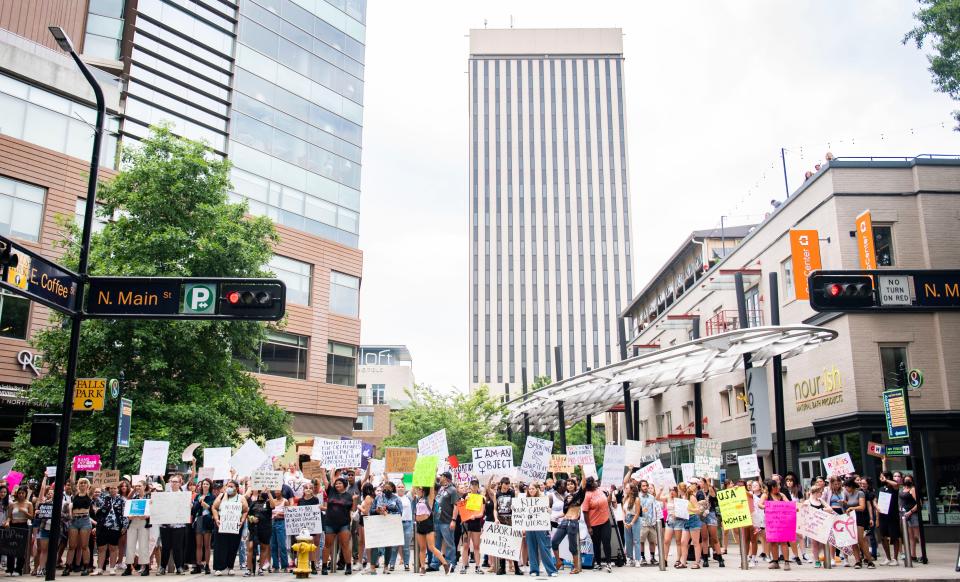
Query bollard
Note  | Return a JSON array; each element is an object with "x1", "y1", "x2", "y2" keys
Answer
[
  {"x1": 330, "y1": 538, "x2": 339, "y2": 575},
  {"x1": 739, "y1": 526, "x2": 749, "y2": 570},
  {"x1": 823, "y1": 542, "x2": 832, "y2": 570},
  {"x1": 901, "y1": 515, "x2": 913, "y2": 568},
  {"x1": 656, "y1": 519, "x2": 666, "y2": 571}
]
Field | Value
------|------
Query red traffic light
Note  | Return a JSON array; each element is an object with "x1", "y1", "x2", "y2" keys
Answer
[
  {"x1": 227, "y1": 290, "x2": 241, "y2": 305},
  {"x1": 828, "y1": 283, "x2": 842, "y2": 297},
  {"x1": 218, "y1": 283, "x2": 285, "y2": 320},
  {"x1": 809, "y1": 274, "x2": 876, "y2": 312}
]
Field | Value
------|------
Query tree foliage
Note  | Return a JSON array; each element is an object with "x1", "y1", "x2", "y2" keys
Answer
[
  {"x1": 12, "y1": 126, "x2": 291, "y2": 477},
  {"x1": 905, "y1": 0, "x2": 960, "y2": 127},
  {"x1": 384, "y1": 384, "x2": 512, "y2": 459}
]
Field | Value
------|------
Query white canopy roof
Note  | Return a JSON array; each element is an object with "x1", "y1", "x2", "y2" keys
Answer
[{"x1": 505, "y1": 325, "x2": 838, "y2": 432}]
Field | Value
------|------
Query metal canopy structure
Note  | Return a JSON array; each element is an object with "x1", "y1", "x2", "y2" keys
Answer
[{"x1": 505, "y1": 325, "x2": 838, "y2": 432}]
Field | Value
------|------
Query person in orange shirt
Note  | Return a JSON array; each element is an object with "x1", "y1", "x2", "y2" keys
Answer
[{"x1": 581, "y1": 477, "x2": 613, "y2": 573}]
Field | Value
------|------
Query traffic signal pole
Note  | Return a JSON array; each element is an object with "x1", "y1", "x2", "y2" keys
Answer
[{"x1": 769, "y1": 272, "x2": 788, "y2": 475}]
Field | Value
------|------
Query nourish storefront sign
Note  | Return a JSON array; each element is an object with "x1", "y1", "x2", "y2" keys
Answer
[{"x1": 793, "y1": 365, "x2": 844, "y2": 412}]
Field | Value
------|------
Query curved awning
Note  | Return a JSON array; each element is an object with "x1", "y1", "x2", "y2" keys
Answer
[{"x1": 505, "y1": 325, "x2": 838, "y2": 432}]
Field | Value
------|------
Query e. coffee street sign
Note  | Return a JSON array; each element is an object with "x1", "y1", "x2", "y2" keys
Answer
[{"x1": 0, "y1": 236, "x2": 79, "y2": 314}]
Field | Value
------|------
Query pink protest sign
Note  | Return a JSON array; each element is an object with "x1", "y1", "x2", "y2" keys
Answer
[
  {"x1": 5, "y1": 470, "x2": 24, "y2": 489},
  {"x1": 764, "y1": 500, "x2": 797, "y2": 542},
  {"x1": 73, "y1": 455, "x2": 102, "y2": 472}
]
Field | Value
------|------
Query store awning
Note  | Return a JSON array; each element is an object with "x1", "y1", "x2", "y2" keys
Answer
[{"x1": 505, "y1": 325, "x2": 838, "y2": 432}]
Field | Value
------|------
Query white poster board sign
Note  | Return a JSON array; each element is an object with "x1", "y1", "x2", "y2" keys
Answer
[
  {"x1": 797, "y1": 504, "x2": 833, "y2": 544},
  {"x1": 681, "y1": 463, "x2": 695, "y2": 483},
  {"x1": 582, "y1": 463, "x2": 598, "y2": 480},
  {"x1": 218, "y1": 501, "x2": 243, "y2": 534},
  {"x1": 877, "y1": 491, "x2": 892, "y2": 515},
  {"x1": 566, "y1": 445, "x2": 595, "y2": 467},
  {"x1": 480, "y1": 522, "x2": 522, "y2": 561},
  {"x1": 694, "y1": 438, "x2": 721, "y2": 480},
  {"x1": 600, "y1": 444, "x2": 625, "y2": 487},
  {"x1": 737, "y1": 453, "x2": 761, "y2": 478},
  {"x1": 149, "y1": 491, "x2": 191, "y2": 525},
  {"x1": 265, "y1": 437, "x2": 287, "y2": 458},
  {"x1": 203, "y1": 447, "x2": 232, "y2": 480},
  {"x1": 284, "y1": 504, "x2": 322, "y2": 536},
  {"x1": 418, "y1": 429, "x2": 449, "y2": 460},
  {"x1": 624, "y1": 440, "x2": 646, "y2": 466},
  {"x1": 519, "y1": 437, "x2": 553, "y2": 481},
  {"x1": 472, "y1": 446, "x2": 514, "y2": 477},
  {"x1": 822, "y1": 452, "x2": 854, "y2": 477},
  {"x1": 633, "y1": 459, "x2": 663, "y2": 484},
  {"x1": 138, "y1": 440, "x2": 170, "y2": 477},
  {"x1": 316, "y1": 439, "x2": 363, "y2": 470},
  {"x1": 251, "y1": 468, "x2": 283, "y2": 490},
  {"x1": 230, "y1": 439, "x2": 268, "y2": 478},
  {"x1": 363, "y1": 514, "x2": 404, "y2": 548},
  {"x1": 673, "y1": 498, "x2": 689, "y2": 520},
  {"x1": 512, "y1": 496, "x2": 550, "y2": 531}
]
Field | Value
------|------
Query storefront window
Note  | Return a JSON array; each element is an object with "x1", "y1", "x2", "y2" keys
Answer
[{"x1": 928, "y1": 430, "x2": 960, "y2": 525}]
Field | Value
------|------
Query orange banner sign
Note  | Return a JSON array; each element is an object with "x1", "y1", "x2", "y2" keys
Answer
[
  {"x1": 855, "y1": 211, "x2": 876, "y2": 270},
  {"x1": 789, "y1": 230, "x2": 822, "y2": 300}
]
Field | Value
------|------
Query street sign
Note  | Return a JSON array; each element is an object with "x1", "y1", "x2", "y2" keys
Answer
[
  {"x1": 866, "y1": 441, "x2": 912, "y2": 457},
  {"x1": 183, "y1": 283, "x2": 216, "y2": 314},
  {"x1": 882, "y1": 388, "x2": 910, "y2": 440},
  {"x1": 108, "y1": 378, "x2": 120, "y2": 399},
  {"x1": 908, "y1": 369, "x2": 924, "y2": 389},
  {"x1": 809, "y1": 269, "x2": 960, "y2": 312},
  {"x1": 116, "y1": 397, "x2": 132, "y2": 448},
  {"x1": 73, "y1": 378, "x2": 106, "y2": 411},
  {"x1": 0, "y1": 235, "x2": 79, "y2": 314},
  {"x1": 877, "y1": 274, "x2": 912, "y2": 306},
  {"x1": 87, "y1": 278, "x2": 180, "y2": 315},
  {"x1": 914, "y1": 272, "x2": 960, "y2": 308}
]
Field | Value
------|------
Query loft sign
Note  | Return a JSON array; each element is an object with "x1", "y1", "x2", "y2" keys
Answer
[{"x1": 793, "y1": 365, "x2": 844, "y2": 412}]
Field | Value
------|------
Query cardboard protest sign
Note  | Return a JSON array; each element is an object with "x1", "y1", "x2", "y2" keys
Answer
[
  {"x1": 265, "y1": 437, "x2": 287, "y2": 458},
  {"x1": 363, "y1": 514, "x2": 404, "y2": 548},
  {"x1": 717, "y1": 486, "x2": 752, "y2": 528},
  {"x1": 566, "y1": 444, "x2": 594, "y2": 466},
  {"x1": 681, "y1": 463, "x2": 695, "y2": 483},
  {"x1": 251, "y1": 467, "x2": 283, "y2": 490},
  {"x1": 480, "y1": 522, "x2": 522, "y2": 561},
  {"x1": 385, "y1": 448, "x2": 418, "y2": 473},
  {"x1": 217, "y1": 502, "x2": 243, "y2": 534},
  {"x1": 91, "y1": 470, "x2": 121, "y2": 490},
  {"x1": 737, "y1": 453, "x2": 761, "y2": 478},
  {"x1": 797, "y1": 504, "x2": 832, "y2": 544},
  {"x1": 763, "y1": 500, "x2": 797, "y2": 542},
  {"x1": 203, "y1": 447, "x2": 231, "y2": 480},
  {"x1": 601, "y1": 444, "x2": 626, "y2": 487},
  {"x1": 73, "y1": 455, "x2": 101, "y2": 472},
  {"x1": 138, "y1": 440, "x2": 170, "y2": 476},
  {"x1": 181, "y1": 443, "x2": 200, "y2": 462},
  {"x1": 822, "y1": 453, "x2": 854, "y2": 477},
  {"x1": 310, "y1": 437, "x2": 333, "y2": 461},
  {"x1": 418, "y1": 429, "x2": 449, "y2": 460},
  {"x1": 149, "y1": 491, "x2": 191, "y2": 525},
  {"x1": 301, "y1": 461, "x2": 324, "y2": 479},
  {"x1": 124, "y1": 498, "x2": 150, "y2": 517},
  {"x1": 673, "y1": 498, "x2": 689, "y2": 520},
  {"x1": 412, "y1": 455, "x2": 439, "y2": 487},
  {"x1": 693, "y1": 438, "x2": 721, "y2": 480},
  {"x1": 624, "y1": 440, "x2": 645, "y2": 466},
  {"x1": 45, "y1": 466, "x2": 57, "y2": 478},
  {"x1": 512, "y1": 496, "x2": 550, "y2": 531},
  {"x1": 284, "y1": 505, "x2": 322, "y2": 536},
  {"x1": 519, "y1": 436, "x2": 552, "y2": 481},
  {"x1": 472, "y1": 446, "x2": 513, "y2": 477},
  {"x1": 548, "y1": 455, "x2": 573, "y2": 474},
  {"x1": 230, "y1": 439, "x2": 267, "y2": 478}
]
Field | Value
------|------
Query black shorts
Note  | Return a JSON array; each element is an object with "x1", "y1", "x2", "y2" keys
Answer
[
  {"x1": 416, "y1": 519, "x2": 434, "y2": 535},
  {"x1": 464, "y1": 518, "x2": 483, "y2": 533},
  {"x1": 97, "y1": 527, "x2": 121, "y2": 546},
  {"x1": 877, "y1": 516, "x2": 900, "y2": 539},
  {"x1": 855, "y1": 510, "x2": 870, "y2": 529},
  {"x1": 249, "y1": 520, "x2": 272, "y2": 545}
]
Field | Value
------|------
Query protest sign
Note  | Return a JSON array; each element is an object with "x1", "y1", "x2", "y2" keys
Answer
[
  {"x1": 310, "y1": 437, "x2": 333, "y2": 461},
  {"x1": 35, "y1": 504, "x2": 53, "y2": 521},
  {"x1": 764, "y1": 500, "x2": 797, "y2": 542},
  {"x1": 181, "y1": 443, "x2": 200, "y2": 462},
  {"x1": 0, "y1": 460, "x2": 12, "y2": 478},
  {"x1": 265, "y1": 437, "x2": 286, "y2": 458},
  {"x1": 203, "y1": 447, "x2": 232, "y2": 480},
  {"x1": 681, "y1": 463, "x2": 695, "y2": 483},
  {"x1": 867, "y1": 441, "x2": 885, "y2": 458},
  {"x1": 693, "y1": 438, "x2": 721, "y2": 480},
  {"x1": 822, "y1": 452, "x2": 855, "y2": 477},
  {"x1": 480, "y1": 522, "x2": 522, "y2": 561},
  {"x1": 73, "y1": 455, "x2": 101, "y2": 472},
  {"x1": 797, "y1": 505, "x2": 832, "y2": 544},
  {"x1": 601, "y1": 444, "x2": 625, "y2": 487},
  {"x1": 472, "y1": 446, "x2": 513, "y2": 477},
  {"x1": 91, "y1": 469, "x2": 121, "y2": 490},
  {"x1": 877, "y1": 491, "x2": 892, "y2": 514},
  {"x1": 301, "y1": 461, "x2": 324, "y2": 480},
  {"x1": 45, "y1": 466, "x2": 57, "y2": 478},
  {"x1": 582, "y1": 464, "x2": 598, "y2": 480},
  {"x1": 465, "y1": 493, "x2": 484, "y2": 512},
  {"x1": 0, "y1": 526, "x2": 29, "y2": 559},
  {"x1": 363, "y1": 515, "x2": 404, "y2": 548},
  {"x1": 230, "y1": 439, "x2": 267, "y2": 478},
  {"x1": 418, "y1": 429, "x2": 449, "y2": 460},
  {"x1": 512, "y1": 496, "x2": 550, "y2": 531},
  {"x1": 251, "y1": 467, "x2": 283, "y2": 490},
  {"x1": 316, "y1": 439, "x2": 362, "y2": 469},
  {"x1": 412, "y1": 455, "x2": 439, "y2": 487},
  {"x1": 284, "y1": 505, "x2": 322, "y2": 536},
  {"x1": 716, "y1": 486, "x2": 752, "y2": 528},
  {"x1": 150, "y1": 491, "x2": 191, "y2": 525},
  {"x1": 218, "y1": 502, "x2": 243, "y2": 534},
  {"x1": 385, "y1": 448, "x2": 418, "y2": 473},
  {"x1": 519, "y1": 436, "x2": 552, "y2": 481},
  {"x1": 369, "y1": 458, "x2": 385, "y2": 477},
  {"x1": 5, "y1": 471, "x2": 24, "y2": 490},
  {"x1": 737, "y1": 453, "x2": 761, "y2": 478},
  {"x1": 138, "y1": 440, "x2": 169, "y2": 476},
  {"x1": 124, "y1": 498, "x2": 150, "y2": 517},
  {"x1": 566, "y1": 445, "x2": 594, "y2": 466},
  {"x1": 829, "y1": 512, "x2": 857, "y2": 548},
  {"x1": 633, "y1": 459, "x2": 663, "y2": 484},
  {"x1": 549, "y1": 455, "x2": 573, "y2": 474},
  {"x1": 673, "y1": 498, "x2": 689, "y2": 520},
  {"x1": 624, "y1": 440, "x2": 646, "y2": 466},
  {"x1": 197, "y1": 467, "x2": 216, "y2": 481},
  {"x1": 453, "y1": 463, "x2": 474, "y2": 485},
  {"x1": 654, "y1": 468, "x2": 677, "y2": 490}
]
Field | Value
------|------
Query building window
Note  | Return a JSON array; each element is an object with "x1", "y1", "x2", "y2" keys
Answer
[
  {"x1": 326, "y1": 341, "x2": 356, "y2": 386},
  {"x1": 330, "y1": 271, "x2": 360, "y2": 317},
  {"x1": 656, "y1": 414, "x2": 665, "y2": 438},
  {"x1": 0, "y1": 176, "x2": 45, "y2": 242},
  {"x1": 734, "y1": 384, "x2": 747, "y2": 414},
  {"x1": 781, "y1": 257, "x2": 795, "y2": 301},
  {"x1": 720, "y1": 388, "x2": 732, "y2": 419},
  {"x1": 243, "y1": 330, "x2": 308, "y2": 379},
  {"x1": 371, "y1": 383, "x2": 385, "y2": 404},
  {"x1": 269, "y1": 255, "x2": 311, "y2": 305},
  {"x1": 0, "y1": 290, "x2": 30, "y2": 339},
  {"x1": 873, "y1": 225, "x2": 894, "y2": 267},
  {"x1": 665, "y1": 411, "x2": 674, "y2": 433},
  {"x1": 638, "y1": 419, "x2": 649, "y2": 442},
  {"x1": 744, "y1": 286, "x2": 762, "y2": 327},
  {"x1": 356, "y1": 383, "x2": 366, "y2": 404},
  {"x1": 354, "y1": 413, "x2": 373, "y2": 431},
  {"x1": 879, "y1": 345, "x2": 908, "y2": 389},
  {"x1": 74, "y1": 199, "x2": 110, "y2": 234}
]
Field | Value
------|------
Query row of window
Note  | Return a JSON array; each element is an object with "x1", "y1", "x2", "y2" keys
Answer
[
  {"x1": 84, "y1": 0, "x2": 124, "y2": 61},
  {"x1": 269, "y1": 0, "x2": 366, "y2": 42}
]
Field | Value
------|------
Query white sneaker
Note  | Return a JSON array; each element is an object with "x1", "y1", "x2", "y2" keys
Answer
[
  {"x1": 213, "y1": 572, "x2": 222, "y2": 577},
  {"x1": 227, "y1": 570, "x2": 235, "y2": 576},
  {"x1": 603, "y1": 564, "x2": 611, "y2": 573},
  {"x1": 92, "y1": 569, "x2": 103, "y2": 576}
]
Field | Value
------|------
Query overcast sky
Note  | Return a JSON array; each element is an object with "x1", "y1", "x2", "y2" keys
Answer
[{"x1": 357, "y1": 0, "x2": 957, "y2": 392}]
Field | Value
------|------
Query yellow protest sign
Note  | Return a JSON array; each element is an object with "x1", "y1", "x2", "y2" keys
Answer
[
  {"x1": 73, "y1": 378, "x2": 106, "y2": 411},
  {"x1": 549, "y1": 454, "x2": 573, "y2": 474},
  {"x1": 465, "y1": 493, "x2": 484, "y2": 512},
  {"x1": 412, "y1": 455, "x2": 439, "y2": 487},
  {"x1": 717, "y1": 486, "x2": 752, "y2": 529}
]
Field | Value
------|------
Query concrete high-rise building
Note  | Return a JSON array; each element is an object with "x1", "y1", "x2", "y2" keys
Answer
[
  {"x1": 0, "y1": 0, "x2": 367, "y2": 449},
  {"x1": 468, "y1": 28, "x2": 634, "y2": 392}
]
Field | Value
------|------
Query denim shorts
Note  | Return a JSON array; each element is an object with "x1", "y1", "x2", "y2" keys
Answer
[
  {"x1": 69, "y1": 516, "x2": 92, "y2": 531},
  {"x1": 683, "y1": 515, "x2": 702, "y2": 530},
  {"x1": 703, "y1": 511, "x2": 718, "y2": 526},
  {"x1": 669, "y1": 518, "x2": 684, "y2": 531},
  {"x1": 323, "y1": 524, "x2": 350, "y2": 535},
  {"x1": 38, "y1": 529, "x2": 51, "y2": 540}
]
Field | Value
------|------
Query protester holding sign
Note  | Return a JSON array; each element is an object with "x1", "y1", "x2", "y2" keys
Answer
[
  {"x1": 370, "y1": 480, "x2": 403, "y2": 574},
  {"x1": 157, "y1": 473, "x2": 191, "y2": 574},
  {"x1": 321, "y1": 471, "x2": 357, "y2": 575},
  {"x1": 842, "y1": 477, "x2": 876, "y2": 569},
  {"x1": 3, "y1": 485, "x2": 34, "y2": 576},
  {"x1": 453, "y1": 479, "x2": 487, "y2": 574},
  {"x1": 802, "y1": 483, "x2": 832, "y2": 568},
  {"x1": 211, "y1": 480, "x2": 248, "y2": 575},
  {"x1": 550, "y1": 474, "x2": 586, "y2": 574},
  {"x1": 758, "y1": 479, "x2": 792, "y2": 570},
  {"x1": 294, "y1": 481, "x2": 323, "y2": 574},
  {"x1": 32, "y1": 483, "x2": 55, "y2": 578},
  {"x1": 521, "y1": 482, "x2": 558, "y2": 577},
  {"x1": 675, "y1": 481, "x2": 705, "y2": 570},
  {"x1": 697, "y1": 478, "x2": 724, "y2": 567},
  {"x1": 486, "y1": 476, "x2": 522, "y2": 575},
  {"x1": 122, "y1": 481, "x2": 152, "y2": 576},
  {"x1": 876, "y1": 470, "x2": 901, "y2": 566}
]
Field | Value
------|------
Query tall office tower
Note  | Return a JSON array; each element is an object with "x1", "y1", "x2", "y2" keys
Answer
[
  {"x1": 469, "y1": 29, "x2": 634, "y2": 393},
  {"x1": 0, "y1": 0, "x2": 367, "y2": 445}
]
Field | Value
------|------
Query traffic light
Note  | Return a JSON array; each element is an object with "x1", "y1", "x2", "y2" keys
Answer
[
  {"x1": 30, "y1": 421, "x2": 58, "y2": 446},
  {"x1": 0, "y1": 239, "x2": 18, "y2": 279},
  {"x1": 808, "y1": 273, "x2": 876, "y2": 311},
  {"x1": 218, "y1": 282, "x2": 285, "y2": 320}
]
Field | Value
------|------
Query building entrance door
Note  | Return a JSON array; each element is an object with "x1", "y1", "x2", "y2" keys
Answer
[{"x1": 799, "y1": 456, "x2": 820, "y2": 488}]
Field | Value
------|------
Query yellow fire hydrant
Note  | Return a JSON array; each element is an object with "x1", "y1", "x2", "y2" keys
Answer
[{"x1": 291, "y1": 529, "x2": 317, "y2": 579}]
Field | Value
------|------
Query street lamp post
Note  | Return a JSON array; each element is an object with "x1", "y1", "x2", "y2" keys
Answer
[{"x1": 45, "y1": 26, "x2": 105, "y2": 582}]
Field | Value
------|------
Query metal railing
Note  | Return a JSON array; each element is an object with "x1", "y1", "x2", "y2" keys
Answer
[{"x1": 705, "y1": 309, "x2": 763, "y2": 336}]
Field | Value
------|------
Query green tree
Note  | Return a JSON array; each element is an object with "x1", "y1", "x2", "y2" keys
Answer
[
  {"x1": 384, "y1": 384, "x2": 512, "y2": 459},
  {"x1": 12, "y1": 126, "x2": 291, "y2": 477},
  {"x1": 905, "y1": 0, "x2": 960, "y2": 127}
]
